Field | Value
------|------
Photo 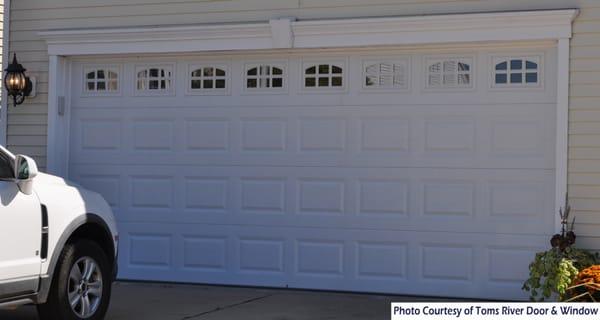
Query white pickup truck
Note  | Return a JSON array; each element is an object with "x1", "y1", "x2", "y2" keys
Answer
[{"x1": 0, "y1": 146, "x2": 118, "y2": 320}]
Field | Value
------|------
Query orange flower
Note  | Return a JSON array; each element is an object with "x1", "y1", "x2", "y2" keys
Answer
[{"x1": 574, "y1": 265, "x2": 600, "y2": 295}]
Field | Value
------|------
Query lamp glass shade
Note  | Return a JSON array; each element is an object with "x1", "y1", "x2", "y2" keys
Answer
[
  {"x1": 4, "y1": 54, "x2": 28, "y2": 94},
  {"x1": 4, "y1": 71, "x2": 27, "y2": 93}
]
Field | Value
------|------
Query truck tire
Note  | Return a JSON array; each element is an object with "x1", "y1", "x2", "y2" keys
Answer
[{"x1": 37, "y1": 239, "x2": 112, "y2": 320}]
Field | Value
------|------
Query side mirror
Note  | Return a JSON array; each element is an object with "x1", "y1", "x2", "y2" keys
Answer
[{"x1": 14, "y1": 154, "x2": 38, "y2": 195}]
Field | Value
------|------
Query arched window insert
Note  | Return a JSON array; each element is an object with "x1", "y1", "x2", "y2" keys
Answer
[
  {"x1": 190, "y1": 66, "x2": 226, "y2": 90},
  {"x1": 246, "y1": 65, "x2": 284, "y2": 89},
  {"x1": 85, "y1": 68, "x2": 118, "y2": 92},
  {"x1": 494, "y1": 58, "x2": 540, "y2": 85},
  {"x1": 304, "y1": 64, "x2": 343, "y2": 88},
  {"x1": 136, "y1": 66, "x2": 173, "y2": 91},
  {"x1": 426, "y1": 58, "x2": 472, "y2": 88}
]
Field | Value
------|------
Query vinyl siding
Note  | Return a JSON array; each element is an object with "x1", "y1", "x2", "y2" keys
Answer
[
  {"x1": 569, "y1": 2, "x2": 600, "y2": 250},
  {"x1": 0, "y1": 1, "x2": 3, "y2": 89},
  {"x1": 6, "y1": 0, "x2": 600, "y2": 248}
]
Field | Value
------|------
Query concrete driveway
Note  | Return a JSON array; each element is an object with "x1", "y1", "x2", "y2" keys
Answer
[{"x1": 0, "y1": 281, "x2": 456, "y2": 319}]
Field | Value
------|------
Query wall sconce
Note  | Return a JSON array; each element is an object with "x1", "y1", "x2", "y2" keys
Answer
[{"x1": 4, "y1": 53, "x2": 36, "y2": 107}]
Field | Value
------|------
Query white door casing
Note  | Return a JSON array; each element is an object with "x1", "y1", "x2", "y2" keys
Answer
[{"x1": 38, "y1": 10, "x2": 577, "y2": 299}]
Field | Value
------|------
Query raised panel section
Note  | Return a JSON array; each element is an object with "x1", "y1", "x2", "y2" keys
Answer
[
  {"x1": 81, "y1": 120, "x2": 121, "y2": 150},
  {"x1": 186, "y1": 119, "x2": 229, "y2": 151},
  {"x1": 491, "y1": 120, "x2": 544, "y2": 156},
  {"x1": 488, "y1": 248, "x2": 533, "y2": 283},
  {"x1": 299, "y1": 118, "x2": 346, "y2": 151},
  {"x1": 423, "y1": 181, "x2": 474, "y2": 216},
  {"x1": 78, "y1": 175, "x2": 120, "y2": 207},
  {"x1": 239, "y1": 239, "x2": 284, "y2": 273},
  {"x1": 185, "y1": 178, "x2": 228, "y2": 211},
  {"x1": 129, "y1": 234, "x2": 171, "y2": 268},
  {"x1": 183, "y1": 236, "x2": 227, "y2": 271},
  {"x1": 241, "y1": 178, "x2": 286, "y2": 214},
  {"x1": 133, "y1": 120, "x2": 174, "y2": 150},
  {"x1": 424, "y1": 118, "x2": 475, "y2": 152},
  {"x1": 298, "y1": 179, "x2": 344, "y2": 215},
  {"x1": 490, "y1": 182, "x2": 543, "y2": 217},
  {"x1": 361, "y1": 118, "x2": 409, "y2": 151},
  {"x1": 131, "y1": 176, "x2": 173, "y2": 209},
  {"x1": 422, "y1": 245, "x2": 472, "y2": 281},
  {"x1": 297, "y1": 241, "x2": 343, "y2": 276},
  {"x1": 242, "y1": 119, "x2": 286, "y2": 151},
  {"x1": 357, "y1": 242, "x2": 407, "y2": 279},
  {"x1": 359, "y1": 180, "x2": 408, "y2": 215}
]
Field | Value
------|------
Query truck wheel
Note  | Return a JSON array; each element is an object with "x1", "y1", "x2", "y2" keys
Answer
[{"x1": 37, "y1": 239, "x2": 112, "y2": 320}]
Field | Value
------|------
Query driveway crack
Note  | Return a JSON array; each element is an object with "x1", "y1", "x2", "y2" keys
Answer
[{"x1": 180, "y1": 293, "x2": 275, "y2": 319}]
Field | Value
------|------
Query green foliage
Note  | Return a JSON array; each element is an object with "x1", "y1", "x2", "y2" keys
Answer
[
  {"x1": 567, "y1": 247, "x2": 599, "y2": 270},
  {"x1": 522, "y1": 195, "x2": 598, "y2": 301},
  {"x1": 522, "y1": 247, "x2": 597, "y2": 301}
]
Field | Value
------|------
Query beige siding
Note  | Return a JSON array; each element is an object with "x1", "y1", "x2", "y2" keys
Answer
[
  {"x1": 569, "y1": 2, "x2": 600, "y2": 250},
  {"x1": 6, "y1": 0, "x2": 600, "y2": 247}
]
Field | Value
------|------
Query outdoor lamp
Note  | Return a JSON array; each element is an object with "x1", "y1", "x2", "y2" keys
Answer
[{"x1": 4, "y1": 53, "x2": 33, "y2": 106}]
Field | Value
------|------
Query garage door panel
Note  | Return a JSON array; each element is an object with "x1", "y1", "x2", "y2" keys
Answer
[
  {"x1": 71, "y1": 47, "x2": 557, "y2": 299},
  {"x1": 116, "y1": 221, "x2": 547, "y2": 299},
  {"x1": 71, "y1": 164, "x2": 554, "y2": 235},
  {"x1": 70, "y1": 105, "x2": 555, "y2": 169},
  {"x1": 72, "y1": 90, "x2": 557, "y2": 109},
  {"x1": 73, "y1": 86, "x2": 556, "y2": 111}
]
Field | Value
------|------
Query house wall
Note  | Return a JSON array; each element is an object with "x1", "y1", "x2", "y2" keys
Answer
[
  {"x1": 0, "y1": 0, "x2": 4, "y2": 82},
  {"x1": 6, "y1": 0, "x2": 600, "y2": 248},
  {"x1": 0, "y1": 0, "x2": 4, "y2": 101}
]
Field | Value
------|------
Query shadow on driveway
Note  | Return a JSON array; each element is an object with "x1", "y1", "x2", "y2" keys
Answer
[{"x1": 0, "y1": 281, "x2": 461, "y2": 320}]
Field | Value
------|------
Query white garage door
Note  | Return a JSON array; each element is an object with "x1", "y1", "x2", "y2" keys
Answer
[{"x1": 68, "y1": 45, "x2": 557, "y2": 299}]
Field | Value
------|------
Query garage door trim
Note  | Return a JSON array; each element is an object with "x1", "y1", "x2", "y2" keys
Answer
[{"x1": 40, "y1": 9, "x2": 576, "y2": 241}]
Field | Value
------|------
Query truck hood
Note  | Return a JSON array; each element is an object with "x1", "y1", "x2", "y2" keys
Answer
[
  {"x1": 32, "y1": 172, "x2": 114, "y2": 225},
  {"x1": 33, "y1": 172, "x2": 83, "y2": 189}
]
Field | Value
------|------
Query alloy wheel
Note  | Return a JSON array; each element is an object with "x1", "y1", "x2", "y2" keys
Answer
[{"x1": 67, "y1": 256, "x2": 103, "y2": 319}]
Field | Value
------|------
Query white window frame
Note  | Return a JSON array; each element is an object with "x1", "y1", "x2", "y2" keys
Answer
[
  {"x1": 301, "y1": 59, "x2": 347, "y2": 93},
  {"x1": 491, "y1": 55, "x2": 543, "y2": 89},
  {"x1": 423, "y1": 56, "x2": 475, "y2": 91},
  {"x1": 82, "y1": 64, "x2": 121, "y2": 96},
  {"x1": 243, "y1": 61, "x2": 287, "y2": 94},
  {"x1": 186, "y1": 63, "x2": 230, "y2": 95},
  {"x1": 361, "y1": 57, "x2": 411, "y2": 92},
  {"x1": 134, "y1": 63, "x2": 175, "y2": 96}
]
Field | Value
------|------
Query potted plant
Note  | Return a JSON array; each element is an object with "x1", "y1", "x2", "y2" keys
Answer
[{"x1": 522, "y1": 196, "x2": 598, "y2": 301}]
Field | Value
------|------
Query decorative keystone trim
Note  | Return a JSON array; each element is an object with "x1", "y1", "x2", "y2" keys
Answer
[{"x1": 270, "y1": 17, "x2": 295, "y2": 49}]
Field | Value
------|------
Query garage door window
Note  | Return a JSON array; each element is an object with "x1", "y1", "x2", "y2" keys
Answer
[
  {"x1": 426, "y1": 57, "x2": 472, "y2": 89},
  {"x1": 245, "y1": 64, "x2": 285, "y2": 91},
  {"x1": 363, "y1": 60, "x2": 409, "y2": 90},
  {"x1": 189, "y1": 65, "x2": 228, "y2": 94},
  {"x1": 493, "y1": 57, "x2": 540, "y2": 87},
  {"x1": 303, "y1": 63, "x2": 344, "y2": 89},
  {"x1": 136, "y1": 65, "x2": 174, "y2": 94},
  {"x1": 84, "y1": 66, "x2": 119, "y2": 94}
]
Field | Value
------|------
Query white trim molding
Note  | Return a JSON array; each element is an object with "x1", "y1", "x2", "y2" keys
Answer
[
  {"x1": 38, "y1": 9, "x2": 578, "y2": 56},
  {"x1": 46, "y1": 56, "x2": 71, "y2": 176},
  {"x1": 556, "y1": 38, "x2": 571, "y2": 233}
]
